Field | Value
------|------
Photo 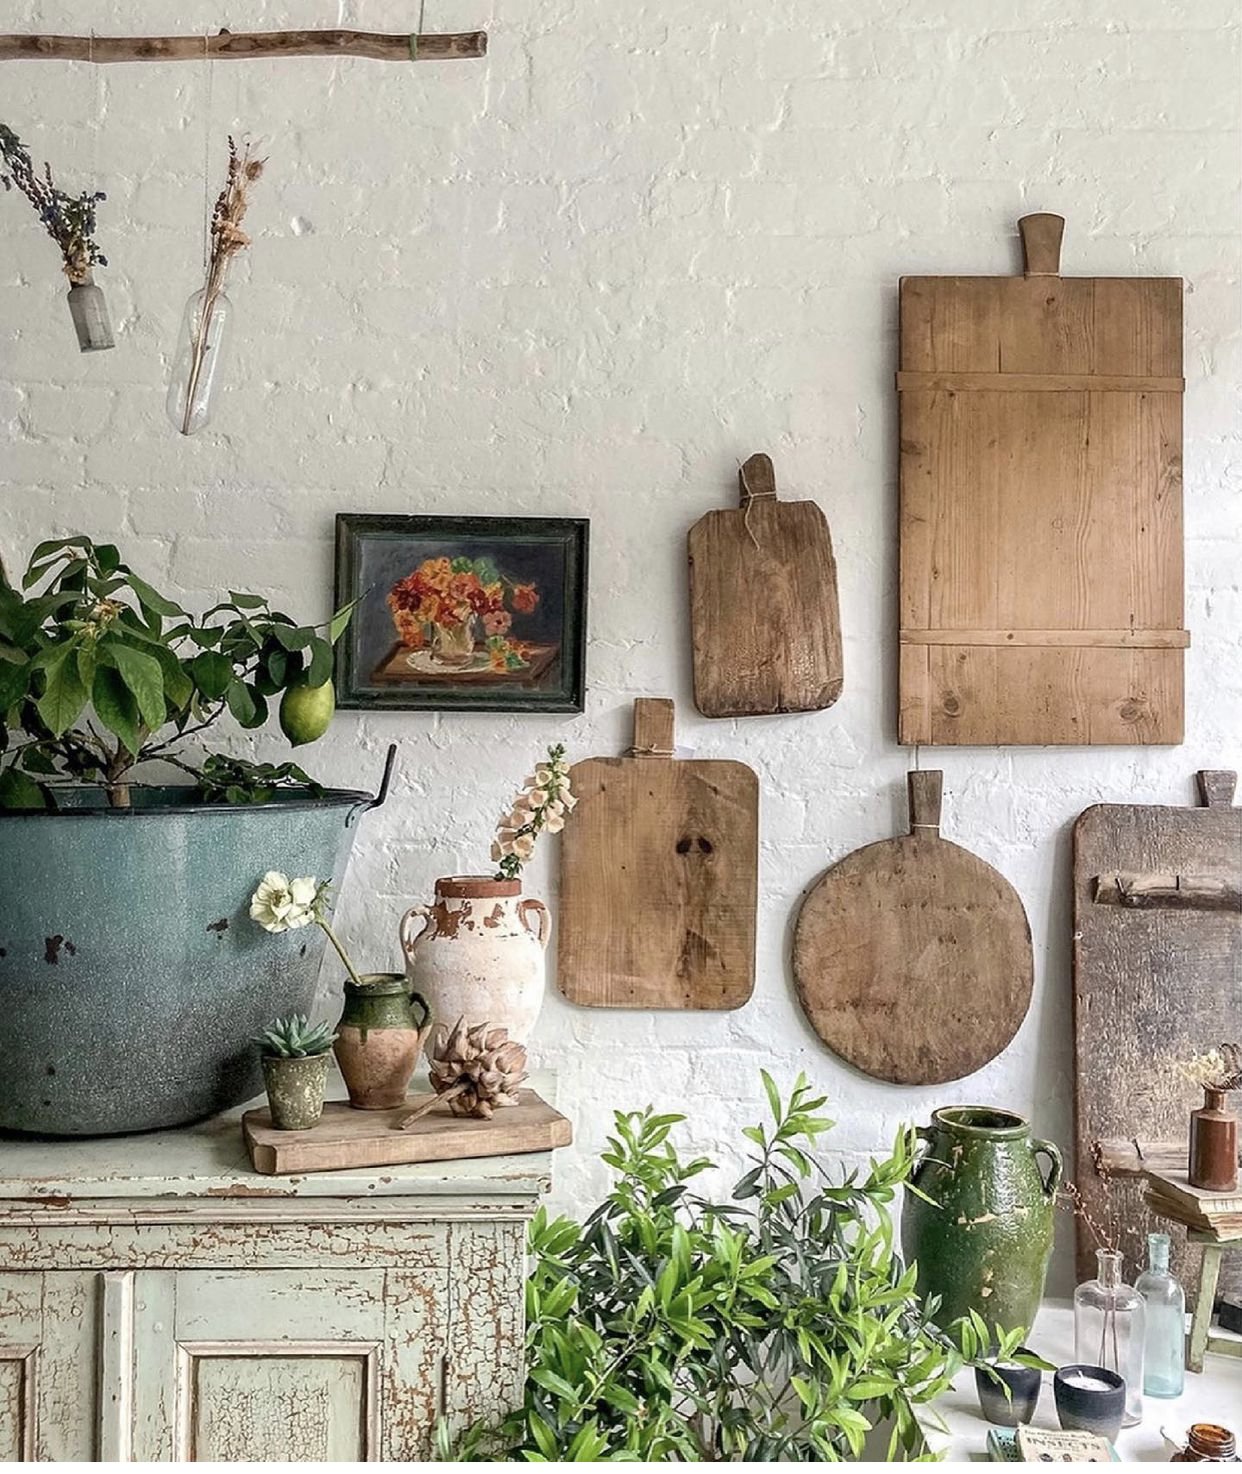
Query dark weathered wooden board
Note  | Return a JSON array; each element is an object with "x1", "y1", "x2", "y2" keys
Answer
[
  {"x1": 688, "y1": 453, "x2": 842, "y2": 718},
  {"x1": 899, "y1": 213, "x2": 1186, "y2": 745},
  {"x1": 793, "y1": 771, "x2": 1033, "y2": 1084},
  {"x1": 243, "y1": 1088, "x2": 571, "y2": 1174},
  {"x1": 1072, "y1": 771, "x2": 1242, "y2": 1292},
  {"x1": 557, "y1": 698, "x2": 758, "y2": 1009}
]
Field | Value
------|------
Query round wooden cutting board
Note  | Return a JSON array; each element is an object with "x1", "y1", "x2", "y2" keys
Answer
[{"x1": 792, "y1": 772, "x2": 1033, "y2": 1086}]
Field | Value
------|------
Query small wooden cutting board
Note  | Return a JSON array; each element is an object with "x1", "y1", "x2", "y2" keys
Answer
[
  {"x1": 243, "y1": 1088, "x2": 572, "y2": 1175},
  {"x1": 557, "y1": 697, "x2": 758, "y2": 1009},
  {"x1": 793, "y1": 771, "x2": 1033, "y2": 1085},
  {"x1": 688, "y1": 453, "x2": 843, "y2": 718}
]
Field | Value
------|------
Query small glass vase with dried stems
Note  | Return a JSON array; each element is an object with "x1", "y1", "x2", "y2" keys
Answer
[
  {"x1": 1063, "y1": 1152, "x2": 1145, "y2": 1428},
  {"x1": 167, "y1": 137, "x2": 264, "y2": 435}
]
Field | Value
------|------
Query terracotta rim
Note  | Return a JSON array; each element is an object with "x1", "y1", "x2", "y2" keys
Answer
[{"x1": 434, "y1": 874, "x2": 521, "y2": 899}]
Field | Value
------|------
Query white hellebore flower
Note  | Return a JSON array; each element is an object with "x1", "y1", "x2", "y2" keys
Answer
[{"x1": 250, "y1": 871, "x2": 319, "y2": 933}]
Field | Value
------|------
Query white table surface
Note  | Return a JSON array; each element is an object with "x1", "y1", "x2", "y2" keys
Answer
[{"x1": 925, "y1": 1300, "x2": 1242, "y2": 1462}]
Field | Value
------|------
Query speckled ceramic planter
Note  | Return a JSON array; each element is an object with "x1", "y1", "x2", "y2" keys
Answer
[
  {"x1": 902, "y1": 1106, "x2": 1062, "y2": 1334},
  {"x1": 262, "y1": 1053, "x2": 331, "y2": 1131}
]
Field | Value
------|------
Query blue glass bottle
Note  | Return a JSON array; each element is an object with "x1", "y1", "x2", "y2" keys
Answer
[{"x1": 1136, "y1": 1232, "x2": 1186, "y2": 1398}]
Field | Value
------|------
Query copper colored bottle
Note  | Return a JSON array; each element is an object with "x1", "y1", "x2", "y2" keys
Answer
[
  {"x1": 1172, "y1": 1423, "x2": 1239, "y2": 1462},
  {"x1": 1189, "y1": 1088, "x2": 1239, "y2": 1194}
]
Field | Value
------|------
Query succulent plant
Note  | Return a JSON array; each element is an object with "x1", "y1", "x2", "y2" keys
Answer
[{"x1": 253, "y1": 1013, "x2": 337, "y2": 1059}]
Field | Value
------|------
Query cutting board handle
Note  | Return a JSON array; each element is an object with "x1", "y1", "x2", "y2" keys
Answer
[
  {"x1": 907, "y1": 770, "x2": 943, "y2": 836},
  {"x1": 1019, "y1": 213, "x2": 1064, "y2": 277},
  {"x1": 630, "y1": 697, "x2": 675, "y2": 757},
  {"x1": 1197, "y1": 770, "x2": 1237, "y2": 808},
  {"x1": 738, "y1": 452, "x2": 778, "y2": 507}
]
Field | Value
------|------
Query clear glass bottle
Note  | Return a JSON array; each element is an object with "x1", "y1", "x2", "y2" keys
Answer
[
  {"x1": 166, "y1": 287, "x2": 231, "y2": 435},
  {"x1": 1074, "y1": 1247, "x2": 1145, "y2": 1426},
  {"x1": 1137, "y1": 1232, "x2": 1186, "y2": 1398}
]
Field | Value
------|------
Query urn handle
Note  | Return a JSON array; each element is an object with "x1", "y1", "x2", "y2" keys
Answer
[
  {"x1": 1031, "y1": 1137, "x2": 1063, "y2": 1198},
  {"x1": 399, "y1": 904, "x2": 434, "y2": 962},
  {"x1": 518, "y1": 897, "x2": 551, "y2": 949}
]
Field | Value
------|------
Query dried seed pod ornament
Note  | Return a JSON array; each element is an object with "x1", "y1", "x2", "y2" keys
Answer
[{"x1": 399, "y1": 1016, "x2": 528, "y2": 1130}]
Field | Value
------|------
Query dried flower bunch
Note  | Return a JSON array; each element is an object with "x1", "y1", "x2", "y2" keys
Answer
[
  {"x1": 1177, "y1": 1043, "x2": 1242, "y2": 1092},
  {"x1": 491, "y1": 744, "x2": 575, "y2": 878},
  {"x1": 210, "y1": 135, "x2": 265, "y2": 265},
  {"x1": 250, "y1": 871, "x2": 365, "y2": 988},
  {"x1": 1059, "y1": 1142, "x2": 1122, "y2": 1253},
  {"x1": 0, "y1": 123, "x2": 107, "y2": 284}
]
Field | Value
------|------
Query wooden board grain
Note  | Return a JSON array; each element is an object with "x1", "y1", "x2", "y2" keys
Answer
[
  {"x1": 688, "y1": 453, "x2": 842, "y2": 717},
  {"x1": 793, "y1": 771, "x2": 1033, "y2": 1085},
  {"x1": 243, "y1": 1088, "x2": 571, "y2": 1175},
  {"x1": 557, "y1": 698, "x2": 758, "y2": 1009},
  {"x1": 1072, "y1": 770, "x2": 1241, "y2": 1292},
  {"x1": 898, "y1": 214, "x2": 1186, "y2": 746}
]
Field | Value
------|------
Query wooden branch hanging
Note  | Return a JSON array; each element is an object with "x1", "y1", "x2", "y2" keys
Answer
[{"x1": 0, "y1": 29, "x2": 487, "y2": 65}]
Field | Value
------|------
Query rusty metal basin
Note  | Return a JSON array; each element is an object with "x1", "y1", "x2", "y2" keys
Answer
[{"x1": 0, "y1": 776, "x2": 385, "y2": 1136}]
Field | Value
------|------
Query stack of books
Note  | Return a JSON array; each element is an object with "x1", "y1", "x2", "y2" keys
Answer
[{"x1": 1145, "y1": 1170, "x2": 1242, "y2": 1234}]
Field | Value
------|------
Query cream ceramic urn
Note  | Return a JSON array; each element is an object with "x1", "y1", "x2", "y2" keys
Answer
[{"x1": 401, "y1": 875, "x2": 549, "y2": 1046}]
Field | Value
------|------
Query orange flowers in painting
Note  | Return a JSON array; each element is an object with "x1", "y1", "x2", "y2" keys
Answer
[{"x1": 387, "y1": 555, "x2": 540, "y2": 669}]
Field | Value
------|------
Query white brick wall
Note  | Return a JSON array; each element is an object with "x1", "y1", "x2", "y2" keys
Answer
[{"x1": 2, "y1": 0, "x2": 1239, "y2": 1289}]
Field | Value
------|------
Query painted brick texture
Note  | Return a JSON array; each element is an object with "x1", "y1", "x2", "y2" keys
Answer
[{"x1": 1, "y1": 0, "x2": 1239, "y2": 1289}]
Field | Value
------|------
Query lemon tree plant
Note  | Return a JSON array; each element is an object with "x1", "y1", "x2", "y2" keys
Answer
[
  {"x1": 0, "y1": 534, "x2": 351, "y2": 808},
  {"x1": 441, "y1": 1074, "x2": 1030, "y2": 1462}
]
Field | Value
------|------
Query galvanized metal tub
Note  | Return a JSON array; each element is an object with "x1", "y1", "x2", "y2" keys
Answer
[{"x1": 0, "y1": 773, "x2": 386, "y2": 1137}]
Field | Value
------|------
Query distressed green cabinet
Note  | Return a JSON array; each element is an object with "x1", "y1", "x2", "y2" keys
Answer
[{"x1": 0, "y1": 1093, "x2": 551, "y2": 1461}]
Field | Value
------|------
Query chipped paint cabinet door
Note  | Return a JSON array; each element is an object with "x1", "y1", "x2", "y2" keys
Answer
[{"x1": 0, "y1": 1097, "x2": 553, "y2": 1462}]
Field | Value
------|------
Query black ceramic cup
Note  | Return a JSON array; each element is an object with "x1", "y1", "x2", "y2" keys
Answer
[
  {"x1": 1053, "y1": 1364, "x2": 1126, "y2": 1441},
  {"x1": 975, "y1": 1352, "x2": 1042, "y2": 1426}
]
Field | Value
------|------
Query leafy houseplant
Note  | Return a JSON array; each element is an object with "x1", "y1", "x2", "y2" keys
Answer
[
  {"x1": 957, "y1": 1310, "x2": 1050, "y2": 1428},
  {"x1": 253, "y1": 1013, "x2": 337, "y2": 1131},
  {"x1": 440, "y1": 1074, "x2": 1027, "y2": 1462},
  {"x1": 0, "y1": 535, "x2": 350, "y2": 810}
]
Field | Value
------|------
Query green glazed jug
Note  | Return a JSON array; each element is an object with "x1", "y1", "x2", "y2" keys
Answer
[
  {"x1": 333, "y1": 973, "x2": 432, "y2": 1111},
  {"x1": 902, "y1": 1106, "x2": 1062, "y2": 1335}
]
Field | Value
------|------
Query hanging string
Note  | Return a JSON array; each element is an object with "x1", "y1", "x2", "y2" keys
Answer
[
  {"x1": 201, "y1": 32, "x2": 214, "y2": 272},
  {"x1": 738, "y1": 459, "x2": 762, "y2": 551}
]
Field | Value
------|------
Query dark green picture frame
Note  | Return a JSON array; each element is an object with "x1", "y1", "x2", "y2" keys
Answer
[{"x1": 334, "y1": 514, "x2": 588, "y2": 713}]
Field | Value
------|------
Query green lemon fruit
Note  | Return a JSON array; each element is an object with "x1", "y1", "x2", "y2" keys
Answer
[{"x1": 279, "y1": 679, "x2": 335, "y2": 747}]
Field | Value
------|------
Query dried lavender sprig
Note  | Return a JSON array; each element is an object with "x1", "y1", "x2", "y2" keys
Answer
[{"x1": 0, "y1": 124, "x2": 107, "y2": 284}]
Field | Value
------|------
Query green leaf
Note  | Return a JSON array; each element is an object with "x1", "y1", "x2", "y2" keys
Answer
[
  {"x1": 272, "y1": 624, "x2": 313, "y2": 652},
  {"x1": 0, "y1": 767, "x2": 48, "y2": 809},
  {"x1": 92, "y1": 666, "x2": 141, "y2": 757},
  {"x1": 227, "y1": 591, "x2": 268, "y2": 609},
  {"x1": 128, "y1": 573, "x2": 184, "y2": 619},
  {"x1": 226, "y1": 679, "x2": 257, "y2": 725},
  {"x1": 34, "y1": 640, "x2": 88, "y2": 736},
  {"x1": 0, "y1": 655, "x2": 29, "y2": 711},
  {"x1": 305, "y1": 636, "x2": 333, "y2": 688},
  {"x1": 189, "y1": 651, "x2": 234, "y2": 701},
  {"x1": 104, "y1": 642, "x2": 166, "y2": 731},
  {"x1": 329, "y1": 599, "x2": 357, "y2": 644}
]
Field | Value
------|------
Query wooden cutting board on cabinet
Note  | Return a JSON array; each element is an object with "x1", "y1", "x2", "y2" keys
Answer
[
  {"x1": 688, "y1": 453, "x2": 843, "y2": 718},
  {"x1": 792, "y1": 771, "x2": 1033, "y2": 1084},
  {"x1": 1073, "y1": 770, "x2": 1241, "y2": 1291},
  {"x1": 898, "y1": 213, "x2": 1187, "y2": 745},
  {"x1": 557, "y1": 698, "x2": 758, "y2": 1009}
]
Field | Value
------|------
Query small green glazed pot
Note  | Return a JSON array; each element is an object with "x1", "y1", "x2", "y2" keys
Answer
[
  {"x1": 261, "y1": 1052, "x2": 331, "y2": 1131},
  {"x1": 333, "y1": 973, "x2": 432, "y2": 1111},
  {"x1": 902, "y1": 1106, "x2": 1062, "y2": 1335}
]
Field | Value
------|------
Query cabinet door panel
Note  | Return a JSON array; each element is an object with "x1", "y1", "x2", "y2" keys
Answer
[
  {"x1": 0, "y1": 1273, "x2": 98, "y2": 1463},
  {"x1": 190, "y1": 1352, "x2": 371, "y2": 1461}
]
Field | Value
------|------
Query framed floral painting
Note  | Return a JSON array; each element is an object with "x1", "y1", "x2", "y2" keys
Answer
[{"x1": 333, "y1": 514, "x2": 589, "y2": 712}]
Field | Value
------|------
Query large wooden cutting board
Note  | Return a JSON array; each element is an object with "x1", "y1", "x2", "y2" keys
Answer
[
  {"x1": 557, "y1": 698, "x2": 758, "y2": 1009},
  {"x1": 898, "y1": 213, "x2": 1187, "y2": 745},
  {"x1": 1073, "y1": 771, "x2": 1241, "y2": 1290},
  {"x1": 243, "y1": 1088, "x2": 572, "y2": 1175},
  {"x1": 793, "y1": 771, "x2": 1033, "y2": 1084},
  {"x1": 688, "y1": 453, "x2": 843, "y2": 717}
]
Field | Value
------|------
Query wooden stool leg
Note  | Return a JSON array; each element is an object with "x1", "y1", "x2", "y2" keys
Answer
[{"x1": 1187, "y1": 1244, "x2": 1223, "y2": 1374}]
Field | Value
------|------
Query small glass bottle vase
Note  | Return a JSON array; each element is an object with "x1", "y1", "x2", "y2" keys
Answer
[
  {"x1": 1074, "y1": 1248, "x2": 1145, "y2": 1427},
  {"x1": 1136, "y1": 1232, "x2": 1186, "y2": 1398},
  {"x1": 166, "y1": 287, "x2": 231, "y2": 436}
]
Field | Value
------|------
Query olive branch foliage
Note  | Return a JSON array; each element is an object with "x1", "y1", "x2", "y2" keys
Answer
[
  {"x1": 439, "y1": 1073, "x2": 1026, "y2": 1462},
  {"x1": 0, "y1": 536, "x2": 350, "y2": 809}
]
